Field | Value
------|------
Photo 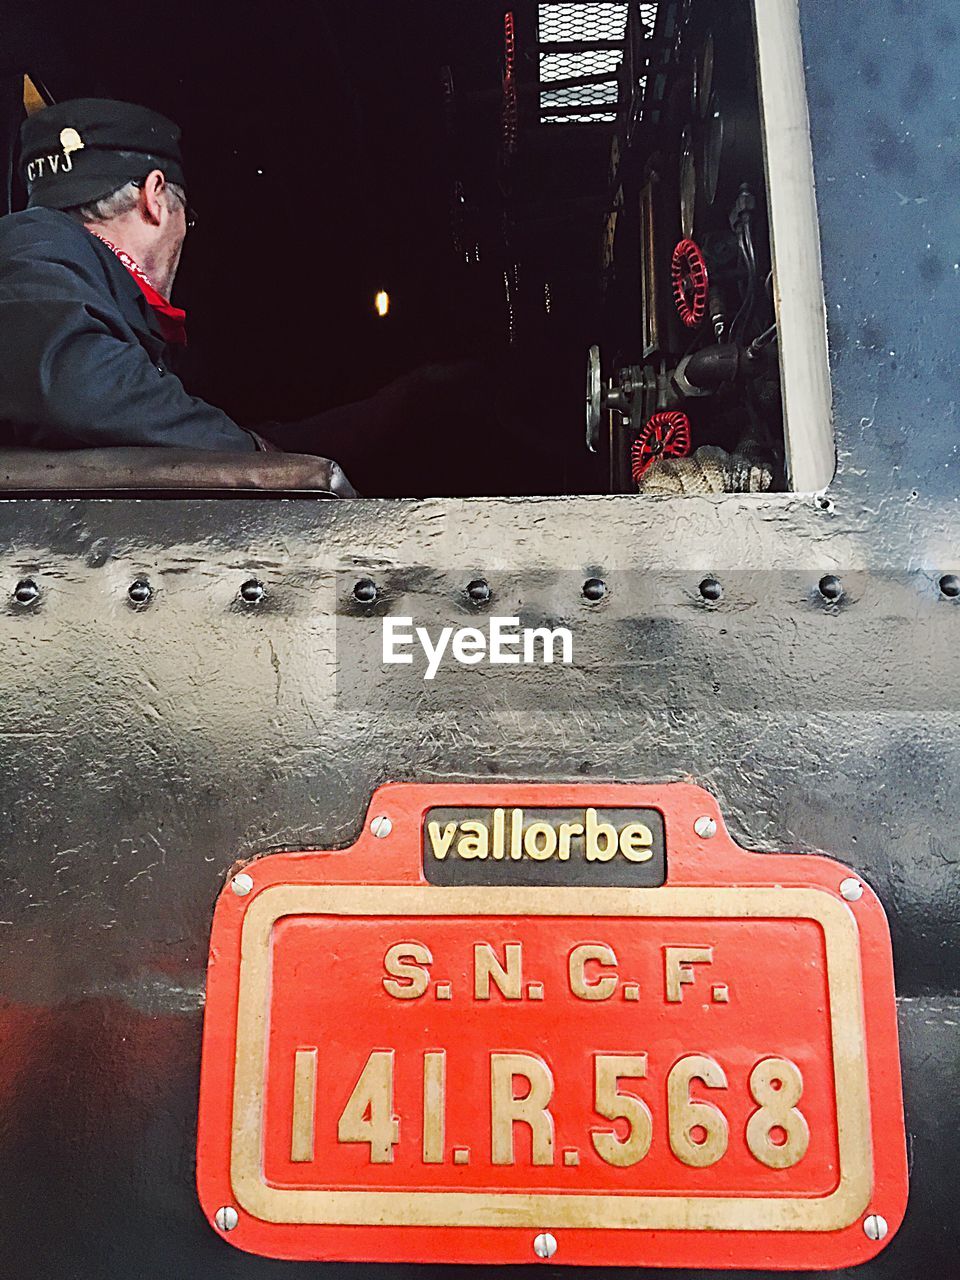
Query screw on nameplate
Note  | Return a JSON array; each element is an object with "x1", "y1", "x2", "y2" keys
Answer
[
  {"x1": 863, "y1": 1214, "x2": 888, "y2": 1241},
  {"x1": 231, "y1": 872, "x2": 254, "y2": 896},
  {"x1": 353, "y1": 578, "x2": 378, "y2": 604},
  {"x1": 239, "y1": 579, "x2": 265, "y2": 604},
  {"x1": 215, "y1": 1206, "x2": 239, "y2": 1232},
  {"x1": 694, "y1": 815, "x2": 717, "y2": 839},
  {"x1": 533, "y1": 1232, "x2": 558, "y2": 1259},
  {"x1": 371, "y1": 815, "x2": 393, "y2": 838},
  {"x1": 840, "y1": 878, "x2": 863, "y2": 902}
]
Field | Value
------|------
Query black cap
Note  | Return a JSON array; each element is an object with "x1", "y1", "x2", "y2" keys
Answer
[{"x1": 20, "y1": 98, "x2": 186, "y2": 210}]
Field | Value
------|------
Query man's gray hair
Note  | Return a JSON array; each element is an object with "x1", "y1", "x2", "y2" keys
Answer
[{"x1": 65, "y1": 179, "x2": 185, "y2": 225}]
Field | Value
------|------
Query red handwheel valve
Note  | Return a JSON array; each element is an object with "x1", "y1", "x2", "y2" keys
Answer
[
  {"x1": 671, "y1": 238, "x2": 709, "y2": 328},
  {"x1": 632, "y1": 411, "x2": 693, "y2": 482}
]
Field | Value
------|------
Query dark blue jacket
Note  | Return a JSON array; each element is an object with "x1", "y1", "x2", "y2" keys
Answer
[{"x1": 0, "y1": 208, "x2": 257, "y2": 451}]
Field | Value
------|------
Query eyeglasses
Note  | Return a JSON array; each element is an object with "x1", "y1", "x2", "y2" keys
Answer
[
  {"x1": 132, "y1": 179, "x2": 197, "y2": 230},
  {"x1": 168, "y1": 186, "x2": 198, "y2": 231}
]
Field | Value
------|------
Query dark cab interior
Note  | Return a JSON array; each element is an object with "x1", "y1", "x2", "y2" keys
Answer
[{"x1": 1, "y1": 0, "x2": 784, "y2": 497}]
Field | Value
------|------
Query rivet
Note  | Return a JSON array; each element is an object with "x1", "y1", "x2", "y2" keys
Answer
[
  {"x1": 694, "y1": 816, "x2": 717, "y2": 839},
  {"x1": 13, "y1": 578, "x2": 39, "y2": 606},
  {"x1": 128, "y1": 579, "x2": 152, "y2": 605},
  {"x1": 817, "y1": 495, "x2": 834, "y2": 513},
  {"x1": 582, "y1": 577, "x2": 606, "y2": 603},
  {"x1": 215, "y1": 1205, "x2": 239, "y2": 1232},
  {"x1": 818, "y1": 574, "x2": 843, "y2": 602},
  {"x1": 239, "y1": 579, "x2": 264, "y2": 604},
  {"x1": 699, "y1": 577, "x2": 723, "y2": 602},
  {"x1": 840, "y1": 878, "x2": 863, "y2": 902},
  {"x1": 466, "y1": 578, "x2": 492, "y2": 604},
  {"x1": 231, "y1": 872, "x2": 254, "y2": 896},
  {"x1": 863, "y1": 1214, "x2": 888, "y2": 1241},
  {"x1": 353, "y1": 578, "x2": 378, "y2": 604},
  {"x1": 371, "y1": 815, "x2": 393, "y2": 838},
  {"x1": 938, "y1": 573, "x2": 960, "y2": 598},
  {"x1": 533, "y1": 1232, "x2": 558, "y2": 1259}
]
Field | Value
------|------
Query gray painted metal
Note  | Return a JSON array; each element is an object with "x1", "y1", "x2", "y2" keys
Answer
[{"x1": 0, "y1": 0, "x2": 958, "y2": 1274}]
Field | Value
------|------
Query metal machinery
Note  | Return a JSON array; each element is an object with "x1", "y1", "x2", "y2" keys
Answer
[
  {"x1": 585, "y1": 0, "x2": 785, "y2": 492},
  {"x1": 0, "y1": 1, "x2": 958, "y2": 1277},
  {"x1": 439, "y1": 0, "x2": 787, "y2": 495}
]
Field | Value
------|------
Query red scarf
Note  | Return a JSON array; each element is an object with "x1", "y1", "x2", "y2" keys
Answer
[{"x1": 91, "y1": 233, "x2": 187, "y2": 346}]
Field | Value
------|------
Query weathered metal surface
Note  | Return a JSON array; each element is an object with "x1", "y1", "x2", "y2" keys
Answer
[{"x1": 1, "y1": 0, "x2": 959, "y2": 1275}]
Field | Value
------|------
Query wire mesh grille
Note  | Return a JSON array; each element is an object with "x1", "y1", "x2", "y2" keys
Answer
[
  {"x1": 537, "y1": 2, "x2": 658, "y2": 126},
  {"x1": 542, "y1": 111, "x2": 618, "y2": 124},
  {"x1": 638, "y1": 2, "x2": 658, "y2": 36},
  {"x1": 537, "y1": 3, "x2": 629, "y2": 44},
  {"x1": 539, "y1": 49, "x2": 622, "y2": 81},
  {"x1": 541, "y1": 80, "x2": 619, "y2": 108}
]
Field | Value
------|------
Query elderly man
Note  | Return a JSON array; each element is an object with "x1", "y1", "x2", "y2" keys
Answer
[{"x1": 0, "y1": 99, "x2": 280, "y2": 455}]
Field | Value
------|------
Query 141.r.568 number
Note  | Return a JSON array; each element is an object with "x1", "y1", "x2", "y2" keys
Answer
[{"x1": 320, "y1": 1050, "x2": 809, "y2": 1170}]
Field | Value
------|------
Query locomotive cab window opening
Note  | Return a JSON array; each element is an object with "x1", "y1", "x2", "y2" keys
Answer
[{"x1": 2, "y1": 0, "x2": 832, "y2": 498}]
